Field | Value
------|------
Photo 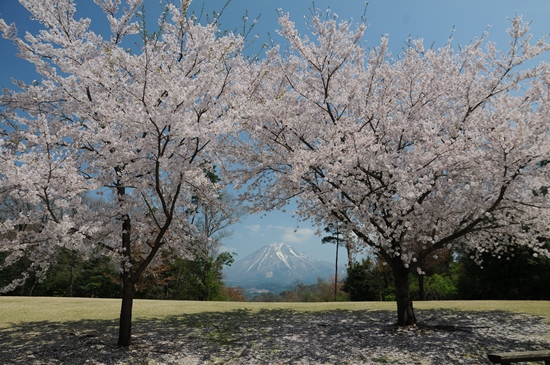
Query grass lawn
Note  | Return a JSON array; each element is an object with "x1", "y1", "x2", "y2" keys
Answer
[
  {"x1": 1, "y1": 297, "x2": 549, "y2": 327},
  {"x1": 1, "y1": 297, "x2": 549, "y2": 364}
]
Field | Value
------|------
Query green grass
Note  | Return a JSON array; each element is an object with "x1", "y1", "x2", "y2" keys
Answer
[
  {"x1": 1, "y1": 297, "x2": 549, "y2": 328},
  {"x1": 1, "y1": 297, "x2": 549, "y2": 364},
  {"x1": 414, "y1": 300, "x2": 550, "y2": 319}
]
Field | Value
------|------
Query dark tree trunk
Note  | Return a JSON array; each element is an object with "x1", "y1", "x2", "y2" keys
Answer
[
  {"x1": 418, "y1": 274, "x2": 425, "y2": 301},
  {"x1": 118, "y1": 273, "x2": 134, "y2": 347},
  {"x1": 202, "y1": 260, "x2": 209, "y2": 301},
  {"x1": 67, "y1": 266, "x2": 74, "y2": 297},
  {"x1": 334, "y1": 240, "x2": 339, "y2": 301},
  {"x1": 376, "y1": 273, "x2": 384, "y2": 301},
  {"x1": 394, "y1": 265, "x2": 416, "y2": 327},
  {"x1": 67, "y1": 251, "x2": 76, "y2": 297},
  {"x1": 117, "y1": 202, "x2": 134, "y2": 347},
  {"x1": 28, "y1": 275, "x2": 37, "y2": 296}
]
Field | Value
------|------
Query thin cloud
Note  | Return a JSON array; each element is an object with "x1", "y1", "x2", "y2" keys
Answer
[
  {"x1": 270, "y1": 226, "x2": 315, "y2": 244},
  {"x1": 245, "y1": 224, "x2": 261, "y2": 233}
]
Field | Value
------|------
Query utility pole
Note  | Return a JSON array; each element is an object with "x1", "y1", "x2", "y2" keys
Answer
[
  {"x1": 322, "y1": 223, "x2": 342, "y2": 301},
  {"x1": 334, "y1": 225, "x2": 339, "y2": 301}
]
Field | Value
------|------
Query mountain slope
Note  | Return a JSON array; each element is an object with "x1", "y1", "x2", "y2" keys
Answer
[{"x1": 224, "y1": 243, "x2": 335, "y2": 292}]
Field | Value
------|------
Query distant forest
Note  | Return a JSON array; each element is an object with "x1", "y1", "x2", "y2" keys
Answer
[{"x1": 2, "y1": 242, "x2": 549, "y2": 302}]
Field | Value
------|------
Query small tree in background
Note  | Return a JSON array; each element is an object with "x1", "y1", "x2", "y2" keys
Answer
[
  {"x1": 223, "y1": 286, "x2": 247, "y2": 301},
  {"x1": 413, "y1": 246, "x2": 453, "y2": 300},
  {"x1": 322, "y1": 223, "x2": 345, "y2": 301},
  {"x1": 343, "y1": 257, "x2": 382, "y2": 301},
  {"x1": 164, "y1": 250, "x2": 234, "y2": 301}
]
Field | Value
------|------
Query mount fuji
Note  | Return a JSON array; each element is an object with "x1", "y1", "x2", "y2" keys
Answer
[{"x1": 223, "y1": 243, "x2": 336, "y2": 294}]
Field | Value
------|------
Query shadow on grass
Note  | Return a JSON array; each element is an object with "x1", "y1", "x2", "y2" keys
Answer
[{"x1": 1, "y1": 308, "x2": 549, "y2": 364}]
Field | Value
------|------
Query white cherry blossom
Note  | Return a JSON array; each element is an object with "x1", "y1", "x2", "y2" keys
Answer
[
  {"x1": 228, "y1": 12, "x2": 550, "y2": 326},
  {"x1": 0, "y1": 0, "x2": 245, "y2": 346}
]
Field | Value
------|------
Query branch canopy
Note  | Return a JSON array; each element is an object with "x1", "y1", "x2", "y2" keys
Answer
[{"x1": 226, "y1": 12, "x2": 550, "y2": 272}]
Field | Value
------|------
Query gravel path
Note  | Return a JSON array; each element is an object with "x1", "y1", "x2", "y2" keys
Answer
[{"x1": 1, "y1": 308, "x2": 549, "y2": 364}]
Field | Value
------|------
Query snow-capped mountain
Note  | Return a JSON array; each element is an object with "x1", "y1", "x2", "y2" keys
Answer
[{"x1": 224, "y1": 243, "x2": 335, "y2": 293}]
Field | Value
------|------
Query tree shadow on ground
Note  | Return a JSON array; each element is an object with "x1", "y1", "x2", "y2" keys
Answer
[{"x1": 1, "y1": 308, "x2": 549, "y2": 364}]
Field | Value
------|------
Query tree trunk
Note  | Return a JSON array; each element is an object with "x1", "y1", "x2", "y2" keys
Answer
[
  {"x1": 345, "y1": 239, "x2": 353, "y2": 268},
  {"x1": 118, "y1": 274, "x2": 134, "y2": 347},
  {"x1": 394, "y1": 265, "x2": 416, "y2": 327},
  {"x1": 418, "y1": 274, "x2": 425, "y2": 301},
  {"x1": 334, "y1": 240, "x2": 339, "y2": 301},
  {"x1": 28, "y1": 274, "x2": 37, "y2": 296},
  {"x1": 67, "y1": 251, "x2": 76, "y2": 297},
  {"x1": 67, "y1": 266, "x2": 74, "y2": 297},
  {"x1": 117, "y1": 201, "x2": 134, "y2": 347}
]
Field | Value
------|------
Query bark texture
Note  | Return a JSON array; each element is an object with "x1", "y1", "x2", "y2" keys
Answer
[
  {"x1": 118, "y1": 275, "x2": 134, "y2": 347},
  {"x1": 118, "y1": 211, "x2": 134, "y2": 347},
  {"x1": 394, "y1": 265, "x2": 416, "y2": 327}
]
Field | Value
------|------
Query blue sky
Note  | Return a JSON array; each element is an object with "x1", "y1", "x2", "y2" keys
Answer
[{"x1": 1, "y1": 0, "x2": 549, "y2": 263}]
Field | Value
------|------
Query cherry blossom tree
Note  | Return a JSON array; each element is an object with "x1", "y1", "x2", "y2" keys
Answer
[
  {"x1": 229, "y1": 12, "x2": 550, "y2": 326},
  {"x1": 0, "y1": 0, "x2": 244, "y2": 346}
]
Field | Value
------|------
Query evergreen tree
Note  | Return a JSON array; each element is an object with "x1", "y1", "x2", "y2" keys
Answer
[
  {"x1": 342, "y1": 258, "x2": 380, "y2": 301},
  {"x1": 458, "y1": 241, "x2": 550, "y2": 300}
]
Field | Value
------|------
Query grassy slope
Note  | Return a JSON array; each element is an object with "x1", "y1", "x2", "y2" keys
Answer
[{"x1": 1, "y1": 297, "x2": 549, "y2": 328}]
